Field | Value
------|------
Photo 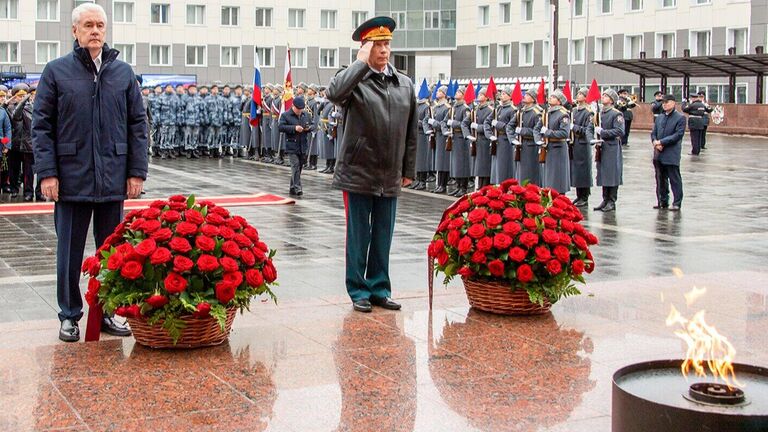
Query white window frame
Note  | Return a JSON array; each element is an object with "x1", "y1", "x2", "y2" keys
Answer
[
  {"x1": 392, "y1": 11, "x2": 406, "y2": 30},
  {"x1": 655, "y1": 32, "x2": 676, "y2": 57},
  {"x1": 112, "y1": 1, "x2": 134, "y2": 24},
  {"x1": 542, "y1": 40, "x2": 550, "y2": 65},
  {"x1": 0, "y1": 40, "x2": 19, "y2": 64},
  {"x1": 726, "y1": 27, "x2": 749, "y2": 55},
  {"x1": 254, "y1": 8, "x2": 272, "y2": 28},
  {"x1": 113, "y1": 42, "x2": 135, "y2": 65},
  {"x1": 149, "y1": 44, "x2": 171, "y2": 66},
  {"x1": 499, "y1": 2, "x2": 511, "y2": 24},
  {"x1": 221, "y1": 6, "x2": 239, "y2": 27},
  {"x1": 150, "y1": 3, "x2": 170, "y2": 25},
  {"x1": 476, "y1": 45, "x2": 489, "y2": 68},
  {"x1": 35, "y1": 40, "x2": 59, "y2": 65},
  {"x1": 255, "y1": 46, "x2": 273, "y2": 68},
  {"x1": 626, "y1": 0, "x2": 643, "y2": 12},
  {"x1": 521, "y1": 0, "x2": 534, "y2": 22},
  {"x1": 288, "y1": 8, "x2": 305, "y2": 29},
  {"x1": 36, "y1": 0, "x2": 59, "y2": 22},
  {"x1": 185, "y1": 45, "x2": 206, "y2": 67},
  {"x1": 0, "y1": 0, "x2": 19, "y2": 20},
  {"x1": 186, "y1": 4, "x2": 205, "y2": 26},
  {"x1": 519, "y1": 42, "x2": 534, "y2": 67},
  {"x1": 569, "y1": 38, "x2": 585, "y2": 64},
  {"x1": 691, "y1": 0, "x2": 711, "y2": 6},
  {"x1": 658, "y1": 0, "x2": 677, "y2": 9},
  {"x1": 595, "y1": 37, "x2": 613, "y2": 61},
  {"x1": 690, "y1": 29, "x2": 711, "y2": 56},
  {"x1": 599, "y1": 0, "x2": 613, "y2": 15},
  {"x1": 220, "y1": 46, "x2": 241, "y2": 67},
  {"x1": 291, "y1": 47, "x2": 307, "y2": 68},
  {"x1": 320, "y1": 9, "x2": 337, "y2": 30},
  {"x1": 624, "y1": 34, "x2": 643, "y2": 59},
  {"x1": 497, "y1": 43, "x2": 511, "y2": 67},
  {"x1": 319, "y1": 48, "x2": 338, "y2": 69},
  {"x1": 478, "y1": 5, "x2": 489, "y2": 27},
  {"x1": 424, "y1": 10, "x2": 439, "y2": 29},
  {"x1": 352, "y1": 11, "x2": 368, "y2": 29},
  {"x1": 573, "y1": 0, "x2": 585, "y2": 17}
]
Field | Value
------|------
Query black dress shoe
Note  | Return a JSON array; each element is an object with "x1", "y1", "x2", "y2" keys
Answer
[
  {"x1": 296, "y1": 191, "x2": 303, "y2": 196},
  {"x1": 593, "y1": 201, "x2": 607, "y2": 211},
  {"x1": 669, "y1": 205, "x2": 681, "y2": 211},
  {"x1": 289, "y1": 190, "x2": 297, "y2": 196},
  {"x1": 602, "y1": 201, "x2": 616, "y2": 212},
  {"x1": 426, "y1": 174, "x2": 436, "y2": 182},
  {"x1": 370, "y1": 296, "x2": 402, "y2": 310},
  {"x1": 653, "y1": 204, "x2": 668, "y2": 210},
  {"x1": 573, "y1": 199, "x2": 588, "y2": 207},
  {"x1": 101, "y1": 316, "x2": 132, "y2": 337},
  {"x1": 59, "y1": 319, "x2": 80, "y2": 342},
  {"x1": 353, "y1": 299, "x2": 372, "y2": 313},
  {"x1": 432, "y1": 186, "x2": 446, "y2": 194},
  {"x1": 23, "y1": 194, "x2": 33, "y2": 202},
  {"x1": 414, "y1": 182, "x2": 427, "y2": 191}
]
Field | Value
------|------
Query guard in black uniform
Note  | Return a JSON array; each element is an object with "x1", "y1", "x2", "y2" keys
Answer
[
  {"x1": 682, "y1": 92, "x2": 712, "y2": 155},
  {"x1": 617, "y1": 89, "x2": 635, "y2": 147}
]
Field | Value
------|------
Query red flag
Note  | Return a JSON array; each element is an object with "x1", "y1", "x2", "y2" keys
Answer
[
  {"x1": 486, "y1": 76, "x2": 497, "y2": 100},
  {"x1": 281, "y1": 47, "x2": 294, "y2": 112},
  {"x1": 587, "y1": 79, "x2": 601, "y2": 103},
  {"x1": 511, "y1": 79, "x2": 523, "y2": 105},
  {"x1": 536, "y1": 78, "x2": 546, "y2": 105},
  {"x1": 465, "y1": 80, "x2": 475, "y2": 105},
  {"x1": 563, "y1": 80, "x2": 573, "y2": 104}
]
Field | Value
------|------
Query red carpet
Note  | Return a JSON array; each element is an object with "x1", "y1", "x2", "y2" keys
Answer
[{"x1": 0, "y1": 193, "x2": 294, "y2": 216}]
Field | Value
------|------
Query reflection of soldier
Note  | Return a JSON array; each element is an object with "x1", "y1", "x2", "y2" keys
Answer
[
  {"x1": 198, "y1": 85, "x2": 210, "y2": 155},
  {"x1": 261, "y1": 84, "x2": 273, "y2": 161},
  {"x1": 206, "y1": 85, "x2": 224, "y2": 157},
  {"x1": 182, "y1": 84, "x2": 204, "y2": 158},
  {"x1": 158, "y1": 84, "x2": 177, "y2": 159}
]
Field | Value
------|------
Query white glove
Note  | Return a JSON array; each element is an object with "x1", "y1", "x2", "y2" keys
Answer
[
  {"x1": 491, "y1": 120, "x2": 498, "y2": 127},
  {"x1": 331, "y1": 112, "x2": 341, "y2": 119},
  {"x1": 256, "y1": 109, "x2": 262, "y2": 115},
  {"x1": 569, "y1": 123, "x2": 575, "y2": 131},
  {"x1": 425, "y1": 130, "x2": 434, "y2": 135},
  {"x1": 515, "y1": 127, "x2": 522, "y2": 134},
  {"x1": 489, "y1": 135, "x2": 498, "y2": 142},
  {"x1": 428, "y1": 118, "x2": 436, "y2": 126},
  {"x1": 443, "y1": 132, "x2": 451, "y2": 137},
  {"x1": 327, "y1": 134, "x2": 333, "y2": 140},
  {"x1": 467, "y1": 136, "x2": 476, "y2": 142},
  {"x1": 540, "y1": 126, "x2": 548, "y2": 134},
  {"x1": 448, "y1": 119, "x2": 455, "y2": 127},
  {"x1": 470, "y1": 122, "x2": 478, "y2": 130},
  {"x1": 595, "y1": 126, "x2": 603, "y2": 135}
]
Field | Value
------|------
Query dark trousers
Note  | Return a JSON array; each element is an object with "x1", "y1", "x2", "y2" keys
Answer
[
  {"x1": 343, "y1": 191, "x2": 398, "y2": 302},
  {"x1": 576, "y1": 187, "x2": 590, "y2": 201},
  {"x1": 701, "y1": 126, "x2": 708, "y2": 149},
  {"x1": 54, "y1": 201, "x2": 123, "y2": 322},
  {"x1": 622, "y1": 120, "x2": 632, "y2": 145},
  {"x1": 690, "y1": 129, "x2": 704, "y2": 155},
  {"x1": 654, "y1": 160, "x2": 683, "y2": 207},
  {"x1": 22, "y1": 152, "x2": 40, "y2": 197},
  {"x1": 289, "y1": 153, "x2": 306, "y2": 193},
  {"x1": 602, "y1": 186, "x2": 618, "y2": 203},
  {"x1": 1, "y1": 149, "x2": 21, "y2": 190}
]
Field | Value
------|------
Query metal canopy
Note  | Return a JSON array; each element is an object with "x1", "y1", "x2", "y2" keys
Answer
[{"x1": 595, "y1": 54, "x2": 768, "y2": 78}]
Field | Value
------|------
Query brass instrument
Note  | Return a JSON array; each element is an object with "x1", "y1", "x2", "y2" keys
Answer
[
  {"x1": 593, "y1": 108, "x2": 602, "y2": 162},
  {"x1": 513, "y1": 108, "x2": 522, "y2": 162},
  {"x1": 445, "y1": 105, "x2": 454, "y2": 152},
  {"x1": 538, "y1": 109, "x2": 548, "y2": 164}
]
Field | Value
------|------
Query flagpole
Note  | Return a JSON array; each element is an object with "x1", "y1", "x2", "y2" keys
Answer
[
  {"x1": 584, "y1": 0, "x2": 590, "y2": 86},
  {"x1": 569, "y1": 0, "x2": 574, "y2": 86}
]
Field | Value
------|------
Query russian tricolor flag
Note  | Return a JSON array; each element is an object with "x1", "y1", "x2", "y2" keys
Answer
[{"x1": 250, "y1": 51, "x2": 263, "y2": 127}]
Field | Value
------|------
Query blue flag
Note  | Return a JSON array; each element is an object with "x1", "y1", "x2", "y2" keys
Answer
[
  {"x1": 476, "y1": 81, "x2": 483, "y2": 97},
  {"x1": 431, "y1": 79, "x2": 442, "y2": 100},
  {"x1": 417, "y1": 78, "x2": 430, "y2": 100},
  {"x1": 447, "y1": 79, "x2": 456, "y2": 99}
]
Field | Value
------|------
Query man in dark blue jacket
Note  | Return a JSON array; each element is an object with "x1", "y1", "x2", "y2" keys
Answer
[
  {"x1": 278, "y1": 96, "x2": 314, "y2": 196},
  {"x1": 651, "y1": 94, "x2": 686, "y2": 211},
  {"x1": 32, "y1": 3, "x2": 148, "y2": 342}
]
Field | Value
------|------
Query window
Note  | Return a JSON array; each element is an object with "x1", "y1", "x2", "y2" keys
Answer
[
  {"x1": 320, "y1": 10, "x2": 336, "y2": 29},
  {"x1": 221, "y1": 46, "x2": 240, "y2": 67},
  {"x1": 256, "y1": 47, "x2": 273, "y2": 67},
  {"x1": 113, "y1": 1, "x2": 133, "y2": 23},
  {"x1": 692, "y1": 0, "x2": 710, "y2": 4},
  {"x1": 291, "y1": 48, "x2": 306, "y2": 68},
  {"x1": 728, "y1": 28, "x2": 748, "y2": 55},
  {"x1": 573, "y1": 0, "x2": 585, "y2": 16},
  {"x1": 320, "y1": 48, "x2": 337, "y2": 68},
  {"x1": 599, "y1": 0, "x2": 612, "y2": 14},
  {"x1": 36, "y1": 41, "x2": 58, "y2": 64},
  {"x1": 624, "y1": 34, "x2": 643, "y2": 59},
  {"x1": 186, "y1": 5, "x2": 204, "y2": 25},
  {"x1": 627, "y1": 0, "x2": 643, "y2": 12},
  {"x1": 0, "y1": 41, "x2": 18, "y2": 63},
  {"x1": 186, "y1": 45, "x2": 206, "y2": 66},
  {"x1": 150, "y1": 3, "x2": 170, "y2": 24},
  {"x1": 521, "y1": 0, "x2": 533, "y2": 22},
  {"x1": 478, "y1": 5, "x2": 489, "y2": 26},
  {"x1": 691, "y1": 30, "x2": 711, "y2": 56},
  {"x1": 255, "y1": 8, "x2": 272, "y2": 27},
  {"x1": 596, "y1": 37, "x2": 612, "y2": 60},
  {"x1": 113, "y1": 43, "x2": 134, "y2": 64},
  {"x1": 542, "y1": 40, "x2": 550, "y2": 65},
  {"x1": 392, "y1": 11, "x2": 406, "y2": 29},
  {"x1": 0, "y1": 0, "x2": 18, "y2": 19},
  {"x1": 394, "y1": 54, "x2": 408, "y2": 72},
  {"x1": 37, "y1": 0, "x2": 58, "y2": 21},
  {"x1": 660, "y1": 0, "x2": 676, "y2": 8},
  {"x1": 519, "y1": 42, "x2": 533, "y2": 66},
  {"x1": 150, "y1": 45, "x2": 170, "y2": 66},
  {"x1": 570, "y1": 38, "x2": 585, "y2": 64},
  {"x1": 352, "y1": 11, "x2": 367, "y2": 28},
  {"x1": 74, "y1": 0, "x2": 93, "y2": 7},
  {"x1": 221, "y1": 6, "x2": 238, "y2": 26},
  {"x1": 655, "y1": 32, "x2": 675, "y2": 57},
  {"x1": 499, "y1": 3, "x2": 511, "y2": 23},
  {"x1": 425, "y1": 10, "x2": 439, "y2": 29},
  {"x1": 497, "y1": 44, "x2": 511, "y2": 67},
  {"x1": 288, "y1": 8, "x2": 305, "y2": 28},
  {"x1": 476, "y1": 45, "x2": 489, "y2": 68},
  {"x1": 440, "y1": 10, "x2": 455, "y2": 29}
]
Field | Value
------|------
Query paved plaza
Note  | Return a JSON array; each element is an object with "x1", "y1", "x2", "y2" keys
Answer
[{"x1": 0, "y1": 132, "x2": 767, "y2": 431}]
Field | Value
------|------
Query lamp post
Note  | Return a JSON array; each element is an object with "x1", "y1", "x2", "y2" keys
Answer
[{"x1": 549, "y1": 0, "x2": 559, "y2": 92}]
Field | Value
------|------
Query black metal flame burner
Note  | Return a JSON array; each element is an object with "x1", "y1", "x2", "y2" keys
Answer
[{"x1": 686, "y1": 382, "x2": 746, "y2": 406}]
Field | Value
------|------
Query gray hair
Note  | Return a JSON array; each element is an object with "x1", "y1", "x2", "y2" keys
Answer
[{"x1": 72, "y1": 3, "x2": 107, "y2": 26}]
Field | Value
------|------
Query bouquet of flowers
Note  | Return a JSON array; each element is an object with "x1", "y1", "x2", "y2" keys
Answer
[
  {"x1": 81, "y1": 195, "x2": 277, "y2": 343},
  {"x1": 428, "y1": 180, "x2": 598, "y2": 306}
]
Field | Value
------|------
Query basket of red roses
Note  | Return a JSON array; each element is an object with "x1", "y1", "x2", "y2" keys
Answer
[
  {"x1": 428, "y1": 180, "x2": 598, "y2": 315},
  {"x1": 81, "y1": 195, "x2": 278, "y2": 348}
]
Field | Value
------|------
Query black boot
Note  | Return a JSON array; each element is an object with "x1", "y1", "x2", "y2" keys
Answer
[
  {"x1": 185, "y1": 150, "x2": 193, "y2": 159},
  {"x1": 426, "y1": 173, "x2": 436, "y2": 183},
  {"x1": 308, "y1": 155, "x2": 318, "y2": 170},
  {"x1": 159, "y1": 150, "x2": 168, "y2": 159},
  {"x1": 327, "y1": 159, "x2": 335, "y2": 174},
  {"x1": 432, "y1": 172, "x2": 447, "y2": 194},
  {"x1": 456, "y1": 178, "x2": 468, "y2": 197},
  {"x1": 191, "y1": 149, "x2": 200, "y2": 159}
]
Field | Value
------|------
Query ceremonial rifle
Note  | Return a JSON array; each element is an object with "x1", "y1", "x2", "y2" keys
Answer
[{"x1": 538, "y1": 109, "x2": 548, "y2": 164}]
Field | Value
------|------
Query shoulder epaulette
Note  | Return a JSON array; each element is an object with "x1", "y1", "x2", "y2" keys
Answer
[
  {"x1": 558, "y1": 106, "x2": 569, "y2": 115},
  {"x1": 533, "y1": 106, "x2": 543, "y2": 114}
]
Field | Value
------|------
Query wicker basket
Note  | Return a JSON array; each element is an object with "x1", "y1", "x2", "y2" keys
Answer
[
  {"x1": 127, "y1": 307, "x2": 238, "y2": 349},
  {"x1": 462, "y1": 277, "x2": 551, "y2": 315}
]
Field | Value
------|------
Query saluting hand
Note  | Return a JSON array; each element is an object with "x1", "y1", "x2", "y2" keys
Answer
[{"x1": 357, "y1": 41, "x2": 373, "y2": 64}]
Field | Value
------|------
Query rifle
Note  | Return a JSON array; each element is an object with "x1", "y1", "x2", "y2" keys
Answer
[
  {"x1": 538, "y1": 109, "x2": 548, "y2": 164},
  {"x1": 470, "y1": 105, "x2": 477, "y2": 157},
  {"x1": 428, "y1": 103, "x2": 436, "y2": 149},
  {"x1": 593, "y1": 108, "x2": 603, "y2": 162},
  {"x1": 568, "y1": 108, "x2": 575, "y2": 161},
  {"x1": 490, "y1": 105, "x2": 498, "y2": 156},
  {"x1": 446, "y1": 105, "x2": 454, "y2": 152},
  {"x1": 513, "y1": 108, "x2": 522, "y2": 162}
]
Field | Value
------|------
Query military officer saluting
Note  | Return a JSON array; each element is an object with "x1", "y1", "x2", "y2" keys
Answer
[
  {"x1": 471, "y1": 88, "x2": 493, "y2": 189},
  {"x1": 486, "y1": 86, "x2": 516, "y2": 184},
  {"x1": 594, "y1": 89, "x2": 625, "y2": 212},
  {"x1": 509, "y1": 87, "x2": 543, "y2": 186},
  {"x1": 536, "y1": 89, "x2": 571, "y2": 194},
  {"x1": 570, "y1": 87, "x2": 595, "y2": 207}
]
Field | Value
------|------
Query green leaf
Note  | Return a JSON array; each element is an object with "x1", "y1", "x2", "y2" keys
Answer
[
  {"x1": 210, "y1": 304, "x2": 228, "y2": 332},
  {"x1": 201, "y1": 206, "x2": 208, "y2": 217},
  {"x1": 186, "y1": 194, "x2": 196, "y2": 209}
]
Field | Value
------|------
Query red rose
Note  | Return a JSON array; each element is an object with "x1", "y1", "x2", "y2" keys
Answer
[
  {"x1": 456, "y1": 200, "x2": 471, "y2": 212},
  {"x1": 129, "y1": 218, "x2": 146, "y2": 231},
  {"x1": 546, "y1": 259, "x2": 563, "y2": 275},
  {"x1": 185, "y1": 209, "x2": 205, "y2": 225},
  {"x1": 511, "y1": 185, "x2": 525, "y2": 194},
  {"x1": 175, "y1": 221, "x2": 198, "y2": 237},
  {"x1": 485, "y1": 187, "x2": 502, "y2": 198},
  {"x1": 517, "y1": 264, "x2": 534, "y2": 283},
  {"x1": 542, "y1": 217, "x2": 557, "y2": 229},
  {"x1": 572, "y1": 259, "x2": 585, "y2": 275},
  {"x1": 437, "y1": 251, "x2": 449, "y2": 266},
  {"x1": 240, "y1": 249, "x2": 256, "y2": 267},
  {"x1": 198, "y1": 200, "x2": 215, "y2": 208},
  {"x1": 447, "y1": 230, "x2": 461, "y2": 247},
  {"x1": 142, "y1": 207, "x2": 161, "y2": 219},
  {"x1": 486, "y1": 213, "x2": 503, "y2": 228},
  {"x1": 124, "y1": 209, "x2": 142, "y2": 221},
  {"x1": 196, "y1": 254, "x2": 219, "y2": 272},
  {"x1": 476, "y1": 236, "x2": 493, "y2": 253},
  {"x1": 488, "y1": 259, "x2": 505, "y2": 277},
  {"x1": 554, "y1": 245, "x2": 571, "y2": 263},
  {"x1": 134, "y1": 238, "x2": 157, "y2": 257},
  {"x1": 585, "y1": 250, "x2": 595, "y2": 273},
  {"x1": 457, "y1": 236, "x2": 473, "y2": 255},
  {"x1": 87, "y1": 277, "x2": 100, "y2": 295},
  {"x1": 164, "y1": 272, "x2": 188, "y2": 294},
  {"x1": 220, "y1": 257, "x2": 239, "y2": 273},
  {"x1": 525, "y1": 203, "x2": 545, "y2": 217},
  {"x1": 503, "y1": 222, "x2": 522, "y2": 236},
  {"x1": 193, "y1": 302, "x2": 211, "y2": 318},
  {"x1": 169, "y1": 202, "x2": 187, "y2": 211},
  {"x1": 146, "y1": 294, "x2": 169, "y2": 308},
  {"x1": 586, "y1": 233, "x2": 599, "y2": 245},
  {"x1": 473, "y1": 196, "x2": 490, "y2": 206},
  {"x1": 82, "y1": 256, "x2": 101, "y2": 276},
  {"x1": 488, "y1": 200, "x2": 505, "y2": 211},
  {"x1": 535, "y1": 246, "x2": 551, "y2": 263},
  {"x1": 206, "y1": 213, "x2": 225, "y2": 225},
  {"x1": 150, "y1": 200, "x2": 169, "y2": 209},
  {"x1": 523, "y1": 218, "x2": 538, "y2": 231},
  {"x1": 549, "y1": 207, "x2": 565, "y2": 218},
  {"x1": 150, "y1": 247, "x2": 173, "y2": 265},
  {"x1": 195, "y1": 235, "x2": 216, "y2": 252},
  {"x1": 200, "y1": 224, "x2": 220, "y2": 237},
  {"x1": 215, "y1": 281, "x2": 236, "y2": 304},
  {"x1": 115, "y1": 304, "x2": 141, "y2": 318},
  {"x1": 107, "y1": 252, "x2": 124, "y2": 271},
  {"x1": 173, "y1": 255, "x2": 194, "y2": 273},
  {"x1": 501, "y1": 193, "x2": 517, "y2": 202},
  {"x1": 470, "y1": 251, "x2": 487, "y2": 264},
  {"x1": 120, "y1": 261, "x2": 143, "y2": 280},
  {"x1": 559, "y1": 233, "x2": 572, "y2": 245},
  {"x1": 142, "y1": 219, "x2": 162, "y2": 234},
  {"x1": 169, "y1": 195, "x2": 187, "y2": 203},
  {"x1": 457, "y1": 266, "x2": 474, "y2": 278},
  {"x1": 509, "y1": 246, "x2": 527, "y2": 262},
  {"x1": 252, "y1": 247, "x2": 267, "y2": 263},
  {"x1": 256, "y1": 241, "x2": 269, "y2": 253},
  {"x1": 222, "y1": 240, "x2": 242, "y2": 258},
  {"x1": 219, "y1": 226, "x2": 236, "y2": 240},
  {"x1": 226, "y1": 219, "x2": 242, "y2": 231},
  {"x1": 491, "y1": 233, "x2": 511, "y2": 250},
  {"x1": 245, "y1": 269, "x2": 264, "y2": 287},
  {"x1": 501, "y1": 178, "x2": 519, "y2": 190},
  {"x1": 561, "y1": 220, "x2": 575, "y2": 233},
  {"x1": 85, "y1": 289, "x2": 98, "y2": 307},
  {"x1": 573, "y1": 235, "x2": 588, "y2": 251},
  {"x1": 263, "y1": 260, "x2": 277, "y2": 282},
  {"x1": 449, "y1": 218, "x2": 465, "y2": 230},
  {"x1": 233, "y1": 234, "x2": 251, "y2": 248},
  {"x1": 150, "y1": 227, "x2": 173, "y2": 242},
  {"x1": 161, "y1": 210, "x2": 181, "y2": 223},
  {"x1": 169, "y1": 237, "x2": 192, "y2": 253},
  {"x1": 468, "y1": 208, "x2": 487, "y2": 224},
  {"x1": 243, "y1": 227, "x2": 260, "y2": 242},
  {"x1": 467, "y1": 224, "x2": 486, "y2": 239},
  {"x1": 223, "y1": 271, "x2": 244, "y2": 288},
  {"x1": 518, "y1": 232, "x2": 539, "y2": 249},
  {"x1": 542, "y1": 229, "x2": 560, "y2": 245},
  {"x1": 428, "y1": 239, "x2": 445, "y2": 257},
  {"x1": 523, "y1": 191, "x2": 541, "y2": 203},
  {"x1": 212, "y1": 206, "x2": 231, "y2": 218},
  {"x1": 116, "y1": 243, "x2": 133, "y2": 256}
]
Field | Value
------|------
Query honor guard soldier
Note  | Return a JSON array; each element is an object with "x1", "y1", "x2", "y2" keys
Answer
[
  {"x1": 158, "y1": 84, "x2": 177, "y2": 159},
  {"x1": 593, "y1": 89, "x2": 625, "y2": 212},
  {"x1": 698, "y1": 91, "x2": 712, "y2": 150},
  {"x1": 446, "y1": 87, "x2": 471, "y2": 196},
  {"x1": 486, "y1": 86, "x2": 516, "y2": 184},
  {"x1": 305, "y1": 84, "x2": 320, "y2": 170},
  {"x1": 319, "y1": 93, "x2": 336, "y2": 173},
  {"x1": 239, "y1": 87, "x2": 253, "y2": 158},
  {"x1": 413, "y1": 86, "x2": 432, "y2": 190},
  {"x1": 206, "y1": 85, "x2": 224, "y2": 157},
  {"x1": 197, "y1": 86, "x2": 211, "y2": 154},
  {"x1": 182, "y1": 84, "x2": 203, "y2": 158},
  {"x1": 570, "y1": 87, "x2": 595, "y2": 207},
  {"x1": 683, "y1": 91, "x2": 712, "y2": 155},
  {"x1": 536, "y1": 89, "x2": 571, "y2": 194},
  {"x1": 429, "y1": 85, "x2": 451, "y2": 193},
  {"x1": 271, "y1": 85, "x2": 285, "y2": 165},
  {"x1": 617, "y1": 89, "x2": 635, "y2": 147},
  {"x1": 471, "y1": 88, "x2": 493, "y2": 189},
  {"x1": 509, "y1": 87, "x2": 543, "y2": 186}
]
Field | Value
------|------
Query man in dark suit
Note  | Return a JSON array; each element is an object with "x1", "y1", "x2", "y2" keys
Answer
[
  {"x1": 32, "y1": 3, "x2": 148, "y2": 342},
  {"x1": 278, "y1": 96, "x2": 314, "y2": 196},
  {"x1": 651, "y1": 94, "x2": 686, "y2": 211}
]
